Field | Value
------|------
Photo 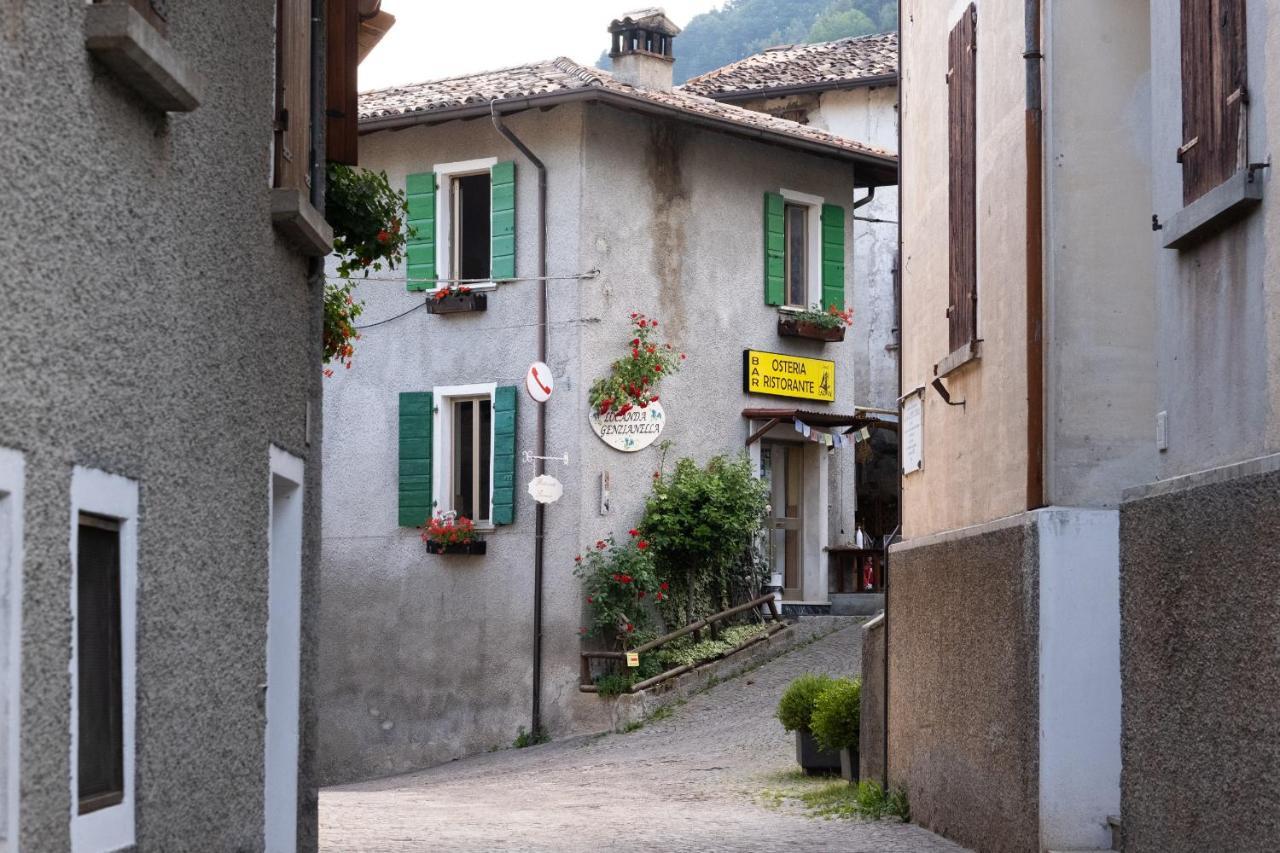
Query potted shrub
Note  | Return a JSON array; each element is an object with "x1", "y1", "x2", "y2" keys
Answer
[
  {"x1": 777, "y1": 674, "x2": 840, "y2": 774},
  {"x1": 811, "y1": 677, "x2": 862, "y2": 782},
  {"x1": 426, "y1": 284, "x2": 487, "y2": 314},
  {"x1": 421, "y1": 513, "x2": 485, "y2": 555},
  {"x1": 777, "y1": 304, "x2": 854, "y2": 343}
]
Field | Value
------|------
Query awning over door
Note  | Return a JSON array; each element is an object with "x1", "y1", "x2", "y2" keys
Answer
[{"x1": 742, "y1": 407, "x2": 899, "y2": 446}]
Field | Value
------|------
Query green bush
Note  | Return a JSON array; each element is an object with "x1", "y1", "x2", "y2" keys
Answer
[
  {"x1": 777, "y1": 674, "x2": 834, "y2": 733},
  {"x1": 852, "y1": 779, "x2": 910, "y2": 821},
  {"x1": 810, "y1": 677, "x2": 862, "y2": 752}
]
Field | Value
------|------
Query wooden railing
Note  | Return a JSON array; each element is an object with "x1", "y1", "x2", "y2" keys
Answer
[{"x1": 579, "y1": 592, "x2": 784, "y2": 694}]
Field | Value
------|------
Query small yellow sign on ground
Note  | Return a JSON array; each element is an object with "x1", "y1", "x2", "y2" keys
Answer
[
  {"x1": 626, "y1": 652, "x2": 640, "y2": 668},
  {"x1": 743, "y1": 349, "x2": 836, "y2": 402}
]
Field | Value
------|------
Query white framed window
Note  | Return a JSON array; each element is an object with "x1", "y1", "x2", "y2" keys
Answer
[
  {"x1": 779, "y1": 188, "x2": 824, "y2": 310},
  {"x1": 68, "y1": 467, "x2": 138, "y2": 853},
  {"x1": 434, "y1": 158, "x2": 498, "y2": 287},
  {"x1": 432, "y1": 383, "x2": 497, "y2": 525},
  {"x1": 0, "y1": 449, "x2": 25, "y2": 853}
]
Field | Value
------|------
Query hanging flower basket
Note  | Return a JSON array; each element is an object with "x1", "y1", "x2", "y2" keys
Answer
[{"x1": 426, "y1": 286, "x2": 487, "y2": 315}]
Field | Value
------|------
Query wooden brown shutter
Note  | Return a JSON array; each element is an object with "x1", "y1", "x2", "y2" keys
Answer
[
  {"x1": 326, "y1": 0, "x2": 359, "y2": 166},
  {"x1": 1180, "y1": 0, "x2": 1248, "y2": 204},
  {"x1": 275, "y1": 0, "x2": 313, "y2": 191},
  {"x1": 947, "y1": 4, "x2": 977, "y2": 353}
]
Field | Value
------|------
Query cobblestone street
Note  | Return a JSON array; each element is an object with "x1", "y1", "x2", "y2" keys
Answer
[{"x1": 320, "y1": 624, "x2": 969, "y2": 852}]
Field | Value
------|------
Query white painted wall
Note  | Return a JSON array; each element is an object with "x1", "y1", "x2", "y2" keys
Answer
[
  {"x1": 1037, "y1": 508, "x2": 1121, "y2": 851},
  {"x1": 265, "y1": 447, "x2": 304, "y2": 853},
  {"x1": 68, "y1": 468, "x2": 138, "y2": 853},
  {"x1": 0, "y1": 449, "x2": 24, "y2": 853}
]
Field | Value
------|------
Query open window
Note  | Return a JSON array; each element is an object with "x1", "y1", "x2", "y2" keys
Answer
[
  {"x1": 783, "y1": 203, "x2": 809, "y2": 308},
  {"x1": 452, "y1": 173, "x2": 492, "y2": 284},
  {"x1": 763, "y1": 190, "x2": 844, "y2": 313},
  {"x1": 448, "y1": 395, "x2": 493, "y2": 524},
  {"x1": 403, "y1": 160, "x2": 516, "y2": 292}
]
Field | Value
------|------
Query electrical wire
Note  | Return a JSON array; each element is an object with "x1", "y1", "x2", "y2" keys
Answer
[{"x1": 327, "y1": 270, "x2": 600, "y2": 286}]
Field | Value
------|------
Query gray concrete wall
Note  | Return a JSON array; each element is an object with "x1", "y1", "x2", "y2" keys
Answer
[
  {"x1": 320, "y1": 101, "x2": 867, "y2": 783},
  {"x1": 887, "y1": 516, "x2": 1039, "y2": 853},
  {"x1": 858, "y1": 616, "x2": 885, "y2": 783},
  {"x1": 1120, "y1": 456, "x2": 1280, "y2": 853},
  {"x1": 1148, "y1": 1, "x2": 1280, "y2": 478},
  {"x1": 0, "y1": 3, "x2": 322, "y2": 850}
]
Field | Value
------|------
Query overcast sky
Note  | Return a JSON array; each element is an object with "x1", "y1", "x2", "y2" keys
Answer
[{"x1": 359, "y1": 1, "x2": 725, "y2": 92}]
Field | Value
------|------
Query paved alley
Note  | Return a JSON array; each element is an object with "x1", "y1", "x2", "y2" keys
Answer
[{"x1": 320, "y1": 624, "x2": 968, "y2": 852}]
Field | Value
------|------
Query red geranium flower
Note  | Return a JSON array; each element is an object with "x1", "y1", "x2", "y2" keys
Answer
[
  {"x1": 626, "y1": 623, "x2": 634, "y2": 632},
  {"x1": 628, "y1": 528, "x2": 639, "y2": 537},
  {"x1": 637, "y1": 540, "x2": 649, "y2": 550},
  {"x1": 660, "y1": 582, "x2": 669, "y2": 591},
  {"x1": 596, "y1": 540, "x2": 606, "y2": 550}
]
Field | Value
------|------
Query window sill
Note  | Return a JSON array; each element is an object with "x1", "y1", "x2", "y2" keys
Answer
[
  {"x1": 934, "y1": 340, "x2": 981, "y2": 378},
  {"x1": 271, "y1": 189, "x2": 333, "y2": 257},
  {"x1": 1162, "y1": 169, "x2": 1264, "y2": 251},
  {"x1": 84, "y1": 2, "x2": 203, "y2": 112}
]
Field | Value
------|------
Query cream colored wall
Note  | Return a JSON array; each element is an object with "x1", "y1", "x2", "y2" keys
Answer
[{"x1": 900, "y1": 0, "x2": 1029, "y2": 538}]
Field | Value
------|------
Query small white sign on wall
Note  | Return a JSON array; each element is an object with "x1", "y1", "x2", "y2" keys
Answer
[{"x1": 902, "y1": 393, "x2": 923, "y2": 475}]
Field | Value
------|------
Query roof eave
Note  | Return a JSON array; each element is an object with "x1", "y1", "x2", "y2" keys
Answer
[
  {"x1": 693, "y1": 72, "x2": 898, "y2": 104},
  {"x1": 359, "y1": 88, "x2": 898, "y2": 186}
]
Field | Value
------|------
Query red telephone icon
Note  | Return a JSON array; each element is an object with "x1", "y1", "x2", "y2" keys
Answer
[{"x1": 531, "y1": 366, "x2": 552, "y2": 395}]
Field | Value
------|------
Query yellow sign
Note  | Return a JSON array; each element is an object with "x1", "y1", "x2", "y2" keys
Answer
[
  {"x1": 625, "y1": 652, "x2": 640, "y2": 668},
  {"x1": 743, "y1": 350, "x2": 836, "y2": 402}
]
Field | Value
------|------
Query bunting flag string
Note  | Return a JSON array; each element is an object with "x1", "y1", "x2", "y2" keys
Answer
[{"x1": 792, "y1": 419, "x2": 873, "y2": 449}]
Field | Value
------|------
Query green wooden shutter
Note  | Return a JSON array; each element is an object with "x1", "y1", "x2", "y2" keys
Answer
[
  {"x1": 405, "y1": 172, "x2": 436, "y2": 292},
  {"x1": 821, "y1": 203, "x2": 846, "y2": 311},
  {"x1": 491, "y1": 385, "x2": 517, "y2": 525},
  {"x1": 398, "y1": 391, "x2": 433, "y2": 526},
  {"x1": 763, "y1": 192, "x2": 785, "y2": 306},
  {"x1": 490, "y1": 161, "x2": 516, "y2": 281}
]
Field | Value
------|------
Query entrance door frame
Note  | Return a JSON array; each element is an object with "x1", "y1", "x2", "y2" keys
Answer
[
  {"x1": 265, "y1": 446, "x2": 304, "y2": 853},
  {"x1": 763, "y1": 441, "x2": 805, "y2": 600}
]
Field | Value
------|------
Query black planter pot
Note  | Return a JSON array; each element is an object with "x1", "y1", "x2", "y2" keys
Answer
[
  {"x1": 777, "y1": 315, "x2": 845, "y2": 342},
  {"x1": 840, "y1": 746, "x2": 860, "y2": 783},
  {"x1": 425, "y1": 539, "x2": 486, "y2": 555},
  {"x1": 795, "y1": 730, "x2": 841, "y2": 775},
  {"x1": 426, "y1": 291, "x2": 487, "y2": 314}
]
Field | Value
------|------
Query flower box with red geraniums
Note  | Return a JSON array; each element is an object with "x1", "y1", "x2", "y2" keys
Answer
[
  {"x1": 422, "y1": 513, "x2": 486, "y2": 556},
  {"x1": 777, "y1": 305, "x2": 854, "y2": 343},
  {"x1": 426, "y1": 285, "x2": 487, "y2": 315}
]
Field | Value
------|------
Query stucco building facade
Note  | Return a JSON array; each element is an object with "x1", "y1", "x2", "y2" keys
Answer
[
  {"x1": 317, "y1": 13, "x2": 896, "y2": 785},
  {"x1": 0, "y1": 1, "x2": 344, "y2": 850}
]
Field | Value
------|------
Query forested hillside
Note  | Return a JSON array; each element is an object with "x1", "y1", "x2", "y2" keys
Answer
[{"x1": 598, "y1": 1, "x2": 897, "y2": 83}]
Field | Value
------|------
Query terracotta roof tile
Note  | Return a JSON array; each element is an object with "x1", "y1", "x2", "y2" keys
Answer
[{"x1": 679, "y1": 32, "x2": 897, "y2": 99}]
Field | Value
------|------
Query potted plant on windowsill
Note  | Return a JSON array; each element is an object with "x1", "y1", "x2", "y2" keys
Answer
[
  {"x1": 777, "y1": 674, "x2": 841, "y2": 774},
  {"x1": 426, "y1": 284, "x2": 487, "y2": 315},
  {"x1": 777, "y1": 304, "x2": 853, "y2": 343},
  {"x1": 811, "y1": 677, "x2": 862, "y2": 782},
  {"x1": 422, "y1": 513, "x2": 486, "y2": 555}
]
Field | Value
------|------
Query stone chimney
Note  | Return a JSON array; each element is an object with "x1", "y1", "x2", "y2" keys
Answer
[{"x1": 608, "y1": 9, "x2": 681, "y2": 91}]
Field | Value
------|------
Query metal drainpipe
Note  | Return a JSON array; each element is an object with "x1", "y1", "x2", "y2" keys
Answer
[
  {"x1": 491, "y1": 103, "x2": 549, "y2": 736},
  {"x1": 1025, "y1": 0, "x2": 1046, "y2": 510}
]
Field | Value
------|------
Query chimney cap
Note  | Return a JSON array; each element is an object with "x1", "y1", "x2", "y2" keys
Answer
[{"x1": 608, "y1": 8, "x2": 681, "y2": 37}]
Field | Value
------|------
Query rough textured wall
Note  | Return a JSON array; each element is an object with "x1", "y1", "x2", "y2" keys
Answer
[
  {"x1": 1149, "y1": 1, "x2": 1279, "y2": 478},
  {"x1": 859, "y1": 617, "x2": 885, "y2": 782},
  {"x1": 0, "y1": 3, "x2": 322, "y2": 850},
  {"x1": 887, "y1": 516, "x2": 1039, "y2": 853},
  {"x1": 318, "y1": 105, "x2": 602, "y2": 785},
  {"x1": 1120, "y1": 458, "x2": 1280, "y2": 853},
  {"x1": 1043, "y1": 2, "x2": 1156, "y2": 508},
  {"x1": 899, "y1": 0, "x2": 1030, "y2": 537}
]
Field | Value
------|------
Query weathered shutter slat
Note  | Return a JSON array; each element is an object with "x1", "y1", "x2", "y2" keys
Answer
[
  {"x1": 490, "y1": 161, "x2": 516, "y2": 281},
  {"x1": 491, "y1": 385, "x2": 517, "y2": 525},
  {"x1": 398, "y1": 392, "x2": 433, "y2": 527},
  {"x1": 325, "y1": 0, "x2": 359, "y2": 166},
  {"x1": 274, "y1": 0, "x2": 312, "y2": 192},
  {"x1": 405, "y1": 172, "x2": 436, "y2": 292},
  {"x1": 947, "y1": 3, "x2": 978, "y2": 353},
  {"x1": 763, "y1": 192, "x2": 785, "y2": 306},
  {"x1": 820, "y1": 203, "x2": 846, "y2": 311},
  {"x1": 1180, "y1": 0, "x2": 1248, "y2": 204}
]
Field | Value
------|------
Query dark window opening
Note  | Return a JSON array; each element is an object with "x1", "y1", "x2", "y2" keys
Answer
[
  {"x1": 784, "y1": 203, "x2": 808, "y2": 307},
  {"x1": 77, "y1": 514, "x2": 124, "y2": 816},
  {"x1": 453, "y1": 398, "x2": 492, "y2": 522},
  {"x1": 453, "y1": 173, "x2": 491, "y2": 282}
]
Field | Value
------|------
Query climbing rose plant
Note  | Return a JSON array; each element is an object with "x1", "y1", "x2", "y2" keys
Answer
[
  {"x1": 588, "y1": 313, "x2": 685, "y2": 416},
  {"x1": 322, "y1": 164, "x2": 413, "y2": 373},
  {"x1": 573, "y1": 532, "x2": 666, "y2": 647}
]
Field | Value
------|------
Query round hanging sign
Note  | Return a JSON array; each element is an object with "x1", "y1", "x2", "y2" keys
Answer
[
  {"x1": 527, "y1": 474, "x2": 564, "y2": 504},
  {"x1": 525, "y1": 362, "x2": 554, "y2": 403},
  {"x1": 589, "y1": 401, "x2": 666, "y2": 452}
]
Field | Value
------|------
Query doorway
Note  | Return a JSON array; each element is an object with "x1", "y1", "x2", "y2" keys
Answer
[
  {"x1": 762, "y1": 442, "x2": 804, "y2": 600},
  {"x1": 265, "y1": 447, "x2": 303, "y2": 853}
]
